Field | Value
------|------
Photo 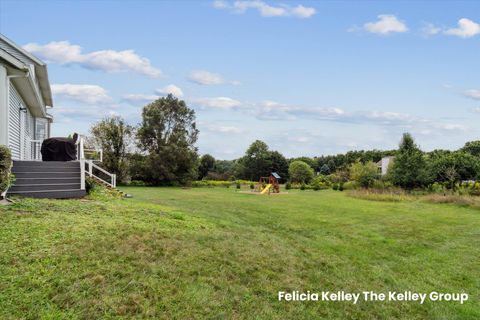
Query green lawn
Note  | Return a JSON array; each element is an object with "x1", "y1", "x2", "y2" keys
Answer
[{"x1": 0, "y1": 188, "x2": 479, "y2": 319}]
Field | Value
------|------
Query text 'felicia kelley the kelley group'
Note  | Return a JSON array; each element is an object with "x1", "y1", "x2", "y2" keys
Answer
[{"x1": 278, "y1": 291, "x2": 469, "y2": 304}]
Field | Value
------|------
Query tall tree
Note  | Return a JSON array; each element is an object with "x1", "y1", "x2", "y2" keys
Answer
[
  {"x1": 137, "y1": 95, "x2": 199, "y2": 185},
  {"x1": 390, "y1": 133, "x2": 428, "y2": 189},
  {"x1": 269, "y1": 150, "x2": 289, "y2": 181},
  {"x1": 237, "y1": 140, "x2": 273, "y2": 180},
  {"x1": 198, "y1": 154, "x2": 216, "y2": 179},
  {"x1": 90, "y1": 115, "x2": 133, "y2": 182}
]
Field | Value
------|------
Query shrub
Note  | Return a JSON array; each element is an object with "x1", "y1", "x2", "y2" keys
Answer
[
  {"x1": 350, "y1": 161, "x2": 379, "y2": 188},
  {"x1": 128, "y1": 180, "x2": 147, "y2": 186},
  {"x1": 250, "y1": 183, "x2": 255, "y2": 190},
  {"x1": 191, "y1": 180, "x2": 255, "y2": 188},
  {"x1": 85, "y1": 176, "x2": 98, "y2": 194},
  {"x1": 343, "y1": 181, "x2": 360, "y2": 190},
  {"x1": 338, "y1": 183, "x2": 344, "y2": 191},
  {"x1": 285, "y1": 181, "x2": 292, "y2": 190},
  {"x1": 300, "y1": 182, "x2": 306, "y2": 190},
  {"x1": 0, "y1": 146, "x2": 14, "y2": 198},
  {"x1": 311, "y1": 175, "x2": 331, "y2": 190},
  {"x1": 332, "y1": 183, "x2": 339, "y2": 191},
  {"x1": 289, "y1": 161, "x2": 314, "y2": 184},
  {"x1": 236, "y1": 181, "x2": 241, "y2": 189}
]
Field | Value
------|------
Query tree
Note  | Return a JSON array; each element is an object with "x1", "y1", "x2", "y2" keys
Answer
[
  {"x1": 237, "y1": 140, "x2": 273, "y2": 180},
  {"x1": 390, "y1": 133, "x2": 428, "y2": 189},
  {"x1": 137, "y1": 95, "x2": 199, "y2": 185},
  {"x1": 269, "y1": 151, "x2": 289, "y2": 182},
  {"x1": 198, "y1": 154, "x2": 215, "y2": 179},
  {"x1": 90, "y1": 115, "x2": 133, "y2": 182},
  {"x1": 319, "y1": 164, "x2": 331, "y2": 175},
  {"x1": 289, "y1": 160, "x2": 314, "y2": 183},
  {"x1": 349, "y1": 161, "x2": 378, "y2": 188},
  {"x1": 428, "y1": 151, "x2": 480, "y2": 188},
  {"x1": 461, "y1": 141, "x2": 480, "y2": 157}
]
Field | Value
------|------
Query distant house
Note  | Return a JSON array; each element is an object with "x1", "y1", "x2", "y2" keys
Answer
[
  {"x1": 377, "y1": 156, "x2": 395, "y2": 176},
  {"x1": 0, "y1": 34, "x2": 115, "y2": 198}
]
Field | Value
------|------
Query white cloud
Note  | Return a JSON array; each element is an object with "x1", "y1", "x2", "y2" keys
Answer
[
  {"x1": 421, "y1": 23, "x2": 441, "y2": 36},
  {"x1": 193, "y1": 97, "x2": 242, "y2": 109},
  {"x1": 212, "y1": 0, "x2": 228, "y2": 9},
  {"x1": 23, "y1": 41, "x2": 162, "y2": 77},
  {"x1": 51, "y1": 84, "x2": 112, "y2": 104},
  {"x1": 205, "y1": 125, "x2": 244, "y2": 134},
  {"x1": 445, "y1": 18, "x2": 480, "y2": 38},
  {"x1": 464, "y1": 89, "x2": 480, "y2": 100},
  {"x1": 122, "y1": 94, "x2": 160, "y2": 105},
  {"x1": 471, "y1": 107, "x2": 480, "y2": 114},
  {"x1": 214, "y1": 1, "x2": 316, "y2": 18},
  {"x1": 156, "y1": 84, "x2": 184, "y2": 97},
  {"x1": 52, "y1": 106, "x2": 119, "y2": 124},
  {"x1": 188, "y1": 70, "x2": 225, "y2": 85},
  {"x1": 291, "y1": 5, "x2": 316, "y2": 19},
  {"x1": 362, "y1": 14, "x2": 408, "y2": 35}
]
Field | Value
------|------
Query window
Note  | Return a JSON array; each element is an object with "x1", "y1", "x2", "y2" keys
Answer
[{"x1": 35, "y1": 118, "x2": 48, "y2": 141}]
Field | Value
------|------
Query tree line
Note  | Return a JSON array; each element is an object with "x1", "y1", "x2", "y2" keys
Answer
[{"x1": 88, "y1": 95, "x2": 480, "y2": 189}]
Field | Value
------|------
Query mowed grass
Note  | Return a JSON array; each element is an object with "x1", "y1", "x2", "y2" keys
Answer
[{"x1": 0, "y1": 188, "x2": 479, "y2": 319}]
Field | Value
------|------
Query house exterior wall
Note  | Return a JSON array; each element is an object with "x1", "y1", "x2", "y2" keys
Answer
[
  {"x1": 8, "y1": 82, "x2": 21, "y2": 159},
  {"x1": 8, "y1": 81, "x2": 40, "y2": 160},
  {"x1": 0, "y1": 65, "x2": 7, "y2": 146},
  {"x1": 380, "y1": 156, "x2": 394, "y2": 176}
]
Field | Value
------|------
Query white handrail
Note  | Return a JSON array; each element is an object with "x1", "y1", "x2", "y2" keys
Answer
[
  {"x1": 76, "y1": 135, "x2": 116, "y2": 189},
  {"x1": 86, "y1": 160, "x2": 116, "y2": 188}
]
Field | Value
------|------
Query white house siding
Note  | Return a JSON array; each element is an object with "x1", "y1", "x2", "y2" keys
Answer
[
  {"x1": 8, "y1": 82, "x2": 22, "y2": 159},
  {"x1": 8, "y1": 82, "x2": 35, "y2": 160}
]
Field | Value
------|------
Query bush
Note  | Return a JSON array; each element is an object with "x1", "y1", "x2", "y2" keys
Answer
[
  {"x1": 85, "y1": 176, "x2": 98, "y2": 194},
  {"x1": 332, "y1": 183, "x2": 339, "y2": 191},
  {"x1": 191, "y1": 180, "x2": 256, "y2": 188},
  {"x1": 236, "y1": 181, "x2": 241, "y2": 189},
  {"x1": 350, "y1": 161, "x2": 379, "y2": 188},
  {"x1": 343, "y1": 181, "x2": 360, "y2": 190},
  {"x1": 311, "y1": 175, "x2": 331, "y2": 191},
  {"x1": 300, "y1": 182, "x2": 306, "y2": 190},
  {"x1": 285, "y1": 181, "x2": 292, "y2": 190},
  {"x1": 289, "y1": 161, "x2": 314, "y2": 183},
  {"x1": 128, "y1": 180, "x2": 147, "y2": 186},
  {"x1": 0, "y1": 146, "x2": 14, "y2": 198},
  {"x1": 250, "y1": 183, "x2": 255, "y2": 190},
  {"x1": 339, "y1": 183, "x2": 344, "y2": 191}
]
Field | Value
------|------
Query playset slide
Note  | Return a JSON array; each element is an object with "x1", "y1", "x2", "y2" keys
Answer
[{"x1": 260, "y1": 184, "x2": 272, "y2": 194}]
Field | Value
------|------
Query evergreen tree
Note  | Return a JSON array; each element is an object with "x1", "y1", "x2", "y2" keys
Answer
[{"x1": 390, "y1": 133, "x2": 428, "y2": 189}]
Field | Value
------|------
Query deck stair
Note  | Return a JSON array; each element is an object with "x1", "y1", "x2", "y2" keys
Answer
[{"x1": 9, "y1": 161, "x2": 86, "y2": 199}]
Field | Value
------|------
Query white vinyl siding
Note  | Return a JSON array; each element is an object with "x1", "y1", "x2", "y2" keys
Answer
[
  {"x1": 8, "y1": 83, "x2": 22, "y2": 159},
  {"x1": 8, "y1": 83, "x2": 35, "y2": 160}
]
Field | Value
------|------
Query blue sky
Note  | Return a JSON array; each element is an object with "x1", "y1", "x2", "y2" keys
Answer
[{"x1": 1, "y1": 0, "x2": 479, "y2": 159}]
